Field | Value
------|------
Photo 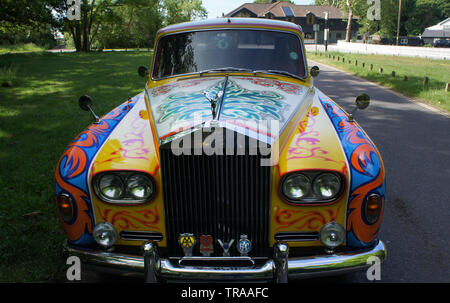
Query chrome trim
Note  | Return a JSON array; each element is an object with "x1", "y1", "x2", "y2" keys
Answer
[
  {"x1": 274, "y1": 242, "x2": 289, "y2": 283},
  {"x1": 64, "y1": 240, "x2": 387, "y2": 282},
  {"x1": 142, "y1": 242, "x2": 159, "y2": 283}
]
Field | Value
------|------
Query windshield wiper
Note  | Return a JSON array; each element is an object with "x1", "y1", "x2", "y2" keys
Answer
[
  {"x1": 253, "y1": 69, "x2": 305, "y2": 82},
  {"x1": 200, "y1": 67, "x2": 254, "y2": 75}
]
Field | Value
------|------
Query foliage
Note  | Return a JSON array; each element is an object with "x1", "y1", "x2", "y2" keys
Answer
[{"x1": 316, "y1": 0, "x2": 450, "y2": 39}]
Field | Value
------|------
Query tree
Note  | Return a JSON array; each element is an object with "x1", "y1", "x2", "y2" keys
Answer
[{"x1": 162, "y1": 0, "x2": 207, "y2": 26}]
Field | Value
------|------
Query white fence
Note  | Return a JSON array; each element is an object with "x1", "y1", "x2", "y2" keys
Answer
[{"x1": 327, "y1": 41, "x2": 450, "y2": 60}]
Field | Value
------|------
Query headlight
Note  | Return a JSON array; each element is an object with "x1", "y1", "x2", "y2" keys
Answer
[
  {"x1": 98, "y1": 174, "x2": 124, "y2": 200},
  {"x1": 281, "y1": 171, "x2": 344, "y2": 203},
  {"x1": 319, "y1": 222, "x2": 345, "y2": 249},
  {"x1": 94, "y1": 172, "x2": 155, "y2": 204},
  {"x1": 93, "y1": 222, "x2": 118, "y2": 249},
  {"x1": 127, "y1": 174, "x2": 154, "y2": 200},
  {"x1": 282, "y1": 174, "x2": 311, "y2": 200},
  {"x1": 313, "y1": 173, "x2": 341, "y2": 199}
]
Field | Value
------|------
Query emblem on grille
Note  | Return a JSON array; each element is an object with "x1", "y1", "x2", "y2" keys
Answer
[
  {"x1": 217, "y1": 239, "x2": 234, "y2": 256},
  {"x1": 178, "y1": 233, "x2": 196, "y2": 256},
  {"x1": 237, "y1": 234, "x2": 252, "y2": 256},
  {"x1": 203, "y1": 90, "x2": 223, "y2": 119},
  {"x1": 199, "y1": 235, "x2": 214, "y2": 256}
]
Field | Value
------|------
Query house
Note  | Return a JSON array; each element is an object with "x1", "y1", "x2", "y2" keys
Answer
[
  {"x1": 422, "y1": 18, "x2": 450, "y2": 44},
  {"x1": 224, "y1": 1, "x2": 359, "y2": 44}
]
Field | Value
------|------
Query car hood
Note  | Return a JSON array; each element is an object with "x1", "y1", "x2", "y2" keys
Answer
[{"x1": 147, "y1": 76, "x2": 312, "y2": 144}]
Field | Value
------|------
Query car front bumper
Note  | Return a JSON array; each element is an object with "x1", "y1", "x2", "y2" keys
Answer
[{"x1": 63, "y1": 240, "x2": 387, "y2": 282}]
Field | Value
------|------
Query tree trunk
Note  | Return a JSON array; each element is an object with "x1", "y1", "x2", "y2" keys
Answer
[{"x1": 345, "y1": 0, "x2": 353, "y2": 42}]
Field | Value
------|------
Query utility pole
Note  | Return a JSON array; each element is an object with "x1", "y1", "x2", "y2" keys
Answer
[
  {"x1": 396, "y1": 0, "x2": 402, "y2": 45},
  {"x1": 324, "y1": 12, "x2": 329, "y2": 52}
]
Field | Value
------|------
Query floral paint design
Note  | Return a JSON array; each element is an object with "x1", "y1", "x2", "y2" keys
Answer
[
  {"x1": 274, "y1": 205, "x2": 341, "y2": 231},
  {"x1": 237, "y1": 77, "x2": 303, "y2": 95},
  {"x1": 287, "y1": 106, "x2": 339, "y2": 162},
  {"x1": 319, "y1": 92, "x2": 385, "y2": 248},
  {"x1": 220, "y1": 80, "x2": 287, "y2": 121},
  {"x1": 55, "y1": 94, "x2": 142, "y2": 245},
  {"x1": 97, "y1": 206, "x2": 160, "y2": 231}
]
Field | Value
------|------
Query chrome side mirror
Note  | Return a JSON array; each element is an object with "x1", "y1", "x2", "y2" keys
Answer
[
  {"x1": 138, "y1": 66, "x2": 149, "y2": 78},
  {"x1": 355, "y1": 93, "x2": 370, "y2": 110},
  {"x1": 348, "y1": 93, "x2": 370, "y2": 122},
  {"x1": 310, "y1": 66, "x2": 320, "y2": 78},
  {"x1": 79, "y1": 95, "x2": 100, "y2": 124}
]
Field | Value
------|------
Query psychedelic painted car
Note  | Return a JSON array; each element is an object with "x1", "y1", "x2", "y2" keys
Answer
[{"x1": 57, "y1": 18, "x2": 386, "y2": 282}]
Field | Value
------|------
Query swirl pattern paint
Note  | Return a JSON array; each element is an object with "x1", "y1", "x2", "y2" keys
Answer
[{"x1": 318, "y1": 91, "x2": 385, "y2": 248}]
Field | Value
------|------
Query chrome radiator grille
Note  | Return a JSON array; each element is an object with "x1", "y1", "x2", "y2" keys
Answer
[{"x1": 160, "y1": 129, "x2": 271, "y2": 257}]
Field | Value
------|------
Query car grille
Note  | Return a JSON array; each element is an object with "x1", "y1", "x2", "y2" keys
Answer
[{"x1": 160, "y1": 128, "x2": 271, "y2": 257}]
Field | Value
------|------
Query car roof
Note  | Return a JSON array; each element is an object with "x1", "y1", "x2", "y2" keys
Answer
[{"x1": 157, "y1": 17, "x2": 303, "y2": 36}]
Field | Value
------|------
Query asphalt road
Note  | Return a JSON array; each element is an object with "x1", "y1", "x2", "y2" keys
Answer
[
  {"x1": 307, "y1": 60, "x2": 450, "y2": 282},
  {"x1": 77, "y1": 61, "x2": 449, "y2": 283}
]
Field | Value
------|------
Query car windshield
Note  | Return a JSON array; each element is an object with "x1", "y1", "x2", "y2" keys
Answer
[{"x1": 152, "y1": 29, "x2": 306, "y2": 79}]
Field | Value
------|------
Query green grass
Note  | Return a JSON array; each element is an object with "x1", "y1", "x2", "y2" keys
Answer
[
  {"x1": 307, "y1": 51, "x2": 450, "y2": 112},
  {"x1": 0, "y1": 51, "x2": 152, "y2": 282},
  {"x1": 0, "y1": 43, "x2": 46, "y2": 54}
]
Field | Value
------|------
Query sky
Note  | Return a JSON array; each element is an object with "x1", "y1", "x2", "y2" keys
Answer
[{"x1": 203, "y1": 0, "x2": 315, "y2": 19}]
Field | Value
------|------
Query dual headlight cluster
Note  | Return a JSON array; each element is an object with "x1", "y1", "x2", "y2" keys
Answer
[
  {"x1": 93, "y1": 172, "x2": 155, "y2": 204},
  {"x1": 281, "y1": 171, "x2": 344, "y2": 203}
]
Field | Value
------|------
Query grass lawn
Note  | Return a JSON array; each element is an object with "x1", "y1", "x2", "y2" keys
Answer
[
  {"x1": 0, "y1": 51, "x2": 152, "y2": 282},
  {"x1": 307, "y1": 51, "x2": 450, "y2": 112},
  {"x1": 0, "y1": 43, "x2": 47, "y2": 55}
]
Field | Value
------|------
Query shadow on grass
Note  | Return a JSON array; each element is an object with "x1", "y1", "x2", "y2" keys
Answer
[{"x1": 0, "y1": 51, "x2": 151, "y2": 282}]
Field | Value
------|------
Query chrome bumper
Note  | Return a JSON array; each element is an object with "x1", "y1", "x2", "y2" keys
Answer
[{"x1": 64, "y1": 241, "x2": 386, "y2": 282}]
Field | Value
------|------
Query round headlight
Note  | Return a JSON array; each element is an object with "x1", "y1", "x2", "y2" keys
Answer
[
  {"x1": 282, "y1": 174, "x2": 311, "y2": 200},
  {"x1": 93, "y1": 222, "x2": 118, "y2": 249},
  {"x1": 319, "y1": 222, "x2": 345, "y2": 249},
  {"x1": 313, "y1": 173, "x2": 341, "y2": 199},
  {"x1": 98, "y1": 174, "x2": 124, "y2": 200},
  {"x1": 127, "y1": 174, "x2": 154, "y2": 200}
]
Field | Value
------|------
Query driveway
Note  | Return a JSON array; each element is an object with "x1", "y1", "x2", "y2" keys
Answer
[{"x1": 308, "y1": 60, "x2": 450, "y2": 282}]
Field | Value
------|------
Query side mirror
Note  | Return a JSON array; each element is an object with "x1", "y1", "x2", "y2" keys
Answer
[
  {"x1": 79, "y1": 95, "x2": 100, "y2": 124},
  {"x1": 310, "y1": 66, "x2": 320, "y2": 77},
  {"x1": 355, "y1": 93, "x2": 370, "y2": 110},
  {"x1": 348, "y1": 93, "x2": 370, "y2": 122},
  {"x1": 138, "y1": 66, "x2": 149, "y2": 78}
]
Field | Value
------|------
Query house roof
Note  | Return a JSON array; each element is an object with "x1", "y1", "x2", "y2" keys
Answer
[
  {"x1": 422, "y1": 18, "x2": 450, "y2": 38},
  {"x1": 225, "y1": 2, "x2": 352, "y2": 20}
]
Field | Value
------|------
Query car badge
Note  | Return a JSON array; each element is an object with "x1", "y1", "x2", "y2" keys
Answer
[
  {"x1": 217, "y1": 239, "x2": 234, "y2": 256},
  {"x1": 203, "y1": 90, "x2": 223, "y2": 120},
  {"x1": 236, "y1": 234, "x2": 252, "y2": 256},
  {"x1": 199, "y1": 235, "x2": 214, "y2": 256},
  {"x1": 178, "y1": 233, "x2": 196, "y2": 256}
]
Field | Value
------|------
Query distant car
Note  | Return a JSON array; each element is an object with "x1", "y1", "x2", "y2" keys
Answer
[
  {"x1": 433, "y1": 39, "x2": 450, "y2": 47},
  {"x1": 57, "y1": 18, "x2": 387, "y2": 282}
]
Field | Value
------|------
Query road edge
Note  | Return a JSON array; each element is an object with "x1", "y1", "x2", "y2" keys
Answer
[{"x1": 308, "y1": 59, "x2": 450, "y2": 119}]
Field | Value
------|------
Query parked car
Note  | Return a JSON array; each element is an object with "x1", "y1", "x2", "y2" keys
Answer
[
  {"x1": 433, "y1": 39, "x2": 450, "y2": 47},
  {"x1": 56, "y1": 18, "x2": 386, "y2": 282}
]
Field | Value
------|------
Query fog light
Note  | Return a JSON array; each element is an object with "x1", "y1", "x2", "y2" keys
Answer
[
  {"x1": 57, "y1": 193, "x2": 74, "y2": 223},
  {"x1": 93, "y1": 222, "x2": 118, "y2": 249},
  {"x1": 365, "y1": 194, "x2": 382, "y2": 224},
  {"x1": 319, "y1": 222, "x2": 345, "y2": 250}
]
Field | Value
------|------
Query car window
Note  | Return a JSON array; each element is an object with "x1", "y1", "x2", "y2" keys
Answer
[{"x1": 152, "y1": 29, "x2": 306, "y2": 79}]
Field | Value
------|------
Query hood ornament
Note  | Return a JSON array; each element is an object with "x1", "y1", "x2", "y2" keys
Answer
[{"x1": 203, "y1": 90, "x2": 223, "y2": 120}]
